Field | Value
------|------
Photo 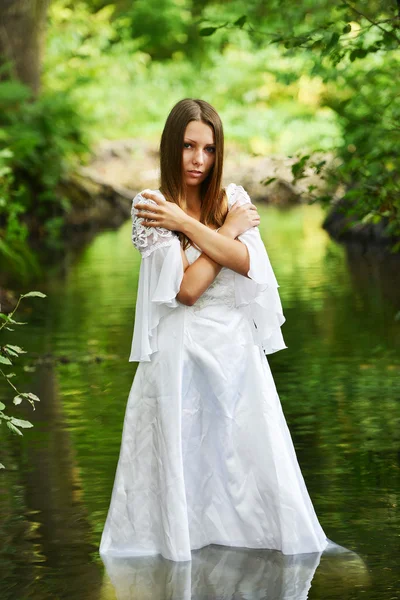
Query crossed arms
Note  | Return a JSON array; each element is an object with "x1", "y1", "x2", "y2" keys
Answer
[
  {"x1": 134, "y1": 191, "x2": 260, "y2": 307},
  {"x1": 177, "y1": 221, "x2": 249, "y2": 306}
]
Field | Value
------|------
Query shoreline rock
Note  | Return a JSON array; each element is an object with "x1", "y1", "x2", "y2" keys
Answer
[
  {"x1": 79, "y1": 138, "x2": 329, "y2": 205},
  {"x1": 322, "y1": 198, "x2": 399, "y2": 252}
]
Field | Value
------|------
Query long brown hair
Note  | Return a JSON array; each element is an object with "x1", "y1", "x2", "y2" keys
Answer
[{"x1": 159, "y1": 98, "x2": 227, "y2": 249}]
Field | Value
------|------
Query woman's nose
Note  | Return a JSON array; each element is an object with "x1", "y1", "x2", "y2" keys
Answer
[{"x1": 193, "y1": 148, "x2": 204, "y2": 165}]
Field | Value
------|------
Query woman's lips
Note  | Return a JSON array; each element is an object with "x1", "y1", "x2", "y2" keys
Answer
[{"x1": 187, "y1": 170, "x2": 203, "y2": 178}]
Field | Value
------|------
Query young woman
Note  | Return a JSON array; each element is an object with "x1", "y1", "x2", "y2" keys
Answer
[{"x1": 100, "y1": 98, "x2": 329, "y2": 562}]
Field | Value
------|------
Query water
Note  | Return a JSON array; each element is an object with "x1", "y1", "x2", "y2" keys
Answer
[{"x1": 1, "y1": 204, "x2": 399, "y2": 599}]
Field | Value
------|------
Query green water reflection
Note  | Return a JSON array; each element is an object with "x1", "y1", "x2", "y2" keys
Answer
[{"x1": 1, "y1": 204, "x2": 399, "y2": 599}]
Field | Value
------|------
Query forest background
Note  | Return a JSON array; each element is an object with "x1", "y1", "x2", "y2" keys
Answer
[{"x1": 0, "y1": 0, "x2": 399, "y2": 282}]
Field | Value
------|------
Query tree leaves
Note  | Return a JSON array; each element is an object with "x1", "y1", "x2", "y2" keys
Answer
[
  {"x1": 3, "y1": 344, "x2": 26, "y2": 357},
  {"x1": 1, "y1": 288, "x2": 45, "y2": 467},
  {"x1": 7, "y1": 421, "x2": 23, "y2": 436},
  {"x1": 199, "y1": 27, "x2": 218, "y2": 37},
  {"x1": 4, "y1": 317, "x2": 27, "y2": 325},
  {"x1": 234, "y1": 15, "x2": 247, "y2": 28},
  {"x1": 13, "y1": 392, "x2": 40, "y2": 407},
  {"x1": 10, "y1": 418, "x2": 33, "y2": 429},
  {"x1": 21, "y1": 291, "x2": 46, "y2": 299},
  {"x1": 349, "y1": 47, "x2": 368, "y2": 61},
  {"x1": 262, "y1": 177, "x2": 277, "y2": 186}
]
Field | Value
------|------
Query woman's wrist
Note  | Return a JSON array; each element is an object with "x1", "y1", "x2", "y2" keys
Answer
[
  {"x1": 218, "y1": 223, "x2": 238, "y2": 239},
  {"x1": 181, "y1": 216, "x2": 237, "y2": 239},
  {"x1": 180, "y1": 214, "x2": 196, "y2": 235}
]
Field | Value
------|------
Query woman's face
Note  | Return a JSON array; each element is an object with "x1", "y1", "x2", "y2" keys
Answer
[{"x1": 182, "y1": 120, "x2": 216, "y2": 188}]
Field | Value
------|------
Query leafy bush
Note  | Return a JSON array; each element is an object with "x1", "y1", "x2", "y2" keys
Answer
[
  {"x1": 44, "y1": 1, "x2": 339, "y2": 151},
  {"x1": 0, "y1": 79, "x2": 88, "y2": 277},
  {"x1": 0, "y1": 291, "x2": 46, "y2": 469},
  {"x1": 200, "y1": 1, "x2": 400, "y2": 247}
]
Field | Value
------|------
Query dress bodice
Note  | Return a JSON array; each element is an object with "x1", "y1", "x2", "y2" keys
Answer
[
  {"x1": 129, "y1": 183, "x2": 287, "y2": 363},
  {"x1": 184, "y1": 243, "x2": 236, "y2": 310}
]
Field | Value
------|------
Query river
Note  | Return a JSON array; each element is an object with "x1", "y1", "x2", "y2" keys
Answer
[{"x1": 1, "y1": 203, "x2": 399, "y2": 599}]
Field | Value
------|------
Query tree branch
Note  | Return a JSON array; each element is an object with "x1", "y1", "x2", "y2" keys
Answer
[{"x1": 343, "y1": 1, "x2": 399, "y2": 43}]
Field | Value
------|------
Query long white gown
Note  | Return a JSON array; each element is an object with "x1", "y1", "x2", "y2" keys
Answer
[{"x1": 100, "y1": 182, "x2": 329, "y2": 562}]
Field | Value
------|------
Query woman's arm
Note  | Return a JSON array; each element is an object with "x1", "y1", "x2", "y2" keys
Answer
[
  {"x1": 180, "y1": 218, "x2": 250, "y2": 277},
  {"x1": 135, "y1": 193, "x2": 259, "y2": 277},
  {"x1": 176, "y1": 224, "x2": 237, "y2": 306}
]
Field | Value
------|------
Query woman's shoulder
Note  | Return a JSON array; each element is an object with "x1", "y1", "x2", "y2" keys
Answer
[{"x1": 224, "y1": 183, "x2": 251, "y2": 209}]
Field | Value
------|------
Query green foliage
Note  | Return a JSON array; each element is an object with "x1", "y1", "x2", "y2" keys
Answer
[
  {"x1": 44, "y1": 2, "x2": 339, "y2": 152},
  {"x1": 0, "y1": 79, "x2": 88, "y2": 276},
  {"x1": 2, "y1": 0, "x2": 398, "y2": 277},
  {"x1": 0, "y1": 291, "x2": 45, "y2": 466},
  {"x1": 199, "y1": 0, "x2": 400, "y2": 247}
]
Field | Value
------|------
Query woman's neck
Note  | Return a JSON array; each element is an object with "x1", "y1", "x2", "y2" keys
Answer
[{"x1": 184, "y1": 186, "x2": 202, "y2": 218}]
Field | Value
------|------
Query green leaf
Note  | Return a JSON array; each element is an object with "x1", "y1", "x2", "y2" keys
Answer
[
  {"x1": 234, "y1": 15, "x2": 247, "y2": 28},
  {"x1": 21, "y1": 291, "x2": 46, "y2": 299},
  {"x1": 13, "y1": 396, "x2": 23, "y2": 405},
  {"x1": 0, "y1": 355, "x2": 12, "y2": 365},
  {"x1": 350, "y1": 47, "x2": 367, "y2": 61},
  {"x1": 4, "y1": 344, "x2": 26, "y2": 354},
  {"x1": 6, "y1": 318, "x2": 27, "y2": 325},
  {"x1": 3, "y1": 347, "x2": 19, "y2": 358},
  {"x1": 0, "y1": 401, "x2": 5, "y2": 410},
  {"x1": 262, "y1": 177, "x2": 277, "y2": 186},
  {"x1": 11, "y1": 418, "x2": 33, "y2": 429},
  {"x1": 199, "y1": 27, "x2": 218, "y2": 37},
  {"x1": 7, "y1": 421, "x2": 23, "y2": 436},
  {"x1": 326, "y1": 32, "x2": 340, "y2": 51},
  {"x1": 342, "y1": 24, "x2": 351, "y2": 34},
  {"x1": 5, "y1": 373, "x2": 16, "y2": 378},
  {"x1": 361, "y1": 213, "x2": 375, "y2": 224},
  {"x1": 0, "y1": 313, "x2": 9, "y2": 321},
  {"x1": 19, "y1": 392, "x2": 40, "y2": 403},
  {"x1": 0, "y1": 463, "x2": 5, "y2": 469}
]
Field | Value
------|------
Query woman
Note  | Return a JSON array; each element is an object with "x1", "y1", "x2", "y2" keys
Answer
[{"x1": 100, "y1": 98, "x2": 329, "y2": 562}]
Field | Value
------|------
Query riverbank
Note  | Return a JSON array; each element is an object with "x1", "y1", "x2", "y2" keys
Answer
[
  {"x1": 2, "y1": 139, "x2": 399, "y2": 310},
  {"x1": 81, "y1": 138, "x2": 327, "y2": 205},
  {"x1": 322, "y1": 197, "x2": 399, "y2": 253}
]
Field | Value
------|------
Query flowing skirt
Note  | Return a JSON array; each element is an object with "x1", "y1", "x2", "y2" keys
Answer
[{"x1": 100, "y1": 302, "x2": 328, "y2": 562}]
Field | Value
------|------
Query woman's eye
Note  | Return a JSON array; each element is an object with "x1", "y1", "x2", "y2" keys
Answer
[
  {"x1": 206, "y1": 147, "x2": 216, "y2": 153},
  {"x1": 183, "y1": 142, "x2": 192, "y2": 149}
]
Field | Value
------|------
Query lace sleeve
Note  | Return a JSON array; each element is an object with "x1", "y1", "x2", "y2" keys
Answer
[
  {"x1": 131, "y1": 190, "x2": 178, "y2": 258},
  {"x1": 226, "y1": 182, "x2": 287, "y2": 355},
  {"x1": 227, "y1": 184, "x2": 252, "y2": 211}
]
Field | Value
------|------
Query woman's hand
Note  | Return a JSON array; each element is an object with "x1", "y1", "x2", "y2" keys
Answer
[
  {"x1": 222, "y1": 200, "x2": 260, "y2": 238},
  {"x1": 135, "y1": 192, "x2": 188, "y2": 231}
]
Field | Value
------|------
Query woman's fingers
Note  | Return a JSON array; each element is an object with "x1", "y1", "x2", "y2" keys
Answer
[
  {"x1": 137, "y1": 210, "x2": 161, "y2": 220},
  {"x1": 135, "y1": 202, "x2": 159, "y2": 213},
  {"x1": 141, "y1": 192, "x2": 162, "y2": 202}
]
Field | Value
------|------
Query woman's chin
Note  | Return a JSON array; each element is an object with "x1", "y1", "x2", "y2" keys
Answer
[{"x1": 185, "y1": 177, "x2": 204, "y2": 187}]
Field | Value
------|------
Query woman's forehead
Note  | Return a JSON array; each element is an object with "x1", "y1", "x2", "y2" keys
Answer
[{"x1": 184, "y1": 120, "x2": 215, "y2": 144}]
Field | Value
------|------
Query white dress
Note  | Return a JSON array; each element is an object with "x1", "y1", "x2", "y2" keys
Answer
[{"x1": 100, "y1": 182, "x2": 328, "y2": 562}]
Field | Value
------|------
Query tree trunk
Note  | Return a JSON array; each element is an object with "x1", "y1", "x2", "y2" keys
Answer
[{"x1": 0, "y1": 0, "x2": 50, "y2": 95}]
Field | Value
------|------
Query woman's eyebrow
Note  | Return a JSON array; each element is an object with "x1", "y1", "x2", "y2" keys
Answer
[{"x1": 185, "y1": 137, "x2": 215, "y2": 145}]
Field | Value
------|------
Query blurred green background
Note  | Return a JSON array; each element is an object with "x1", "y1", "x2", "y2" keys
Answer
[
  {"x1": 0, "y1": 0, "x2": 399, "y2": 278},
  {"x1": 1, "y1": 3, "x2": 400, "y2": 599}
]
